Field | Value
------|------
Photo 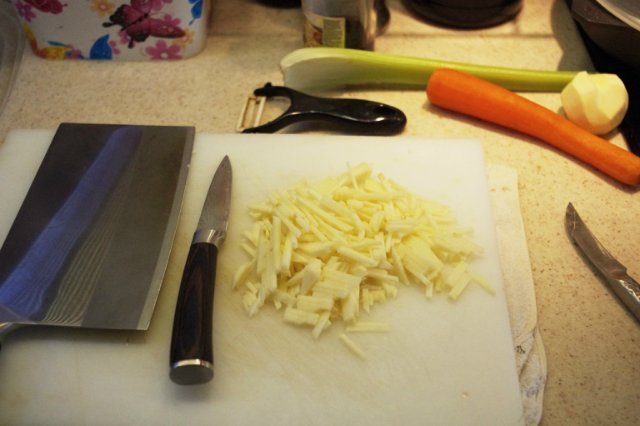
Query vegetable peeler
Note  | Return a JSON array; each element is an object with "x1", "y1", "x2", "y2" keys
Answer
[{"x1": 236, "y1": 83, "x2": 406, "y2": 135}]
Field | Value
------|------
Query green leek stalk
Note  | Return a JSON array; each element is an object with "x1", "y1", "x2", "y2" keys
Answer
[{"x1": 281, "y1": 47, "x2": 580, "y2": 92}]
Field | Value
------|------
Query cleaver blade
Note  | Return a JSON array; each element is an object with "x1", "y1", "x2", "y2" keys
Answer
[{"x1": 0, "y1": 123, "x2": 194, "y2": 342}]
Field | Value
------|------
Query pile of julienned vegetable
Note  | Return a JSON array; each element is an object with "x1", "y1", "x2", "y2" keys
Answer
[{"x1": 281, "y1": 48, "x2": 639, "y2": 187}]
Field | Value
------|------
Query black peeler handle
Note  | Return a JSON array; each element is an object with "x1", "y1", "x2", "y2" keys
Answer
[{"x1": 242, "y1": 83, "x2": 406, "y2": 135}]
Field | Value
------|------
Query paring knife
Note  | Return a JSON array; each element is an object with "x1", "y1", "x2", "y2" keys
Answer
[
  {"x1": 170, "y1": 156, "x2": 232, "y2": 385},
  {"x1": 565, "y1": 203, "x2": 640, "y2": 322}
]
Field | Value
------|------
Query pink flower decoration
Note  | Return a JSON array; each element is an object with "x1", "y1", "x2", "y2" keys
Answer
[
  {"x1": 148, "y1": 0, "x2": 173, "y2": 12},
  {"x1": 145, "y1": 40, "x2": 182, "y2": 60},
  {"x1": 109, "y1": 40, "x2": 121, "y2": 55},
  {"x1": 161, "y1": 14, "x2": 180, "y2": 27},
  {"x1": 118, "y1": 30, "x2": 130, "y2": 45},
  {"x1": 15, "y1": 1, "x2": 36, "y2": 22}
]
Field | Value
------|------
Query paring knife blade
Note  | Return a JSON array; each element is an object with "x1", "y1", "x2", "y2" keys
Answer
[
  {"x1": 169, "y1": 155, "x2": 232, "y2": 385},
  {"x1": 565, "y1": 203, "x2": 640, "y2": 322}
]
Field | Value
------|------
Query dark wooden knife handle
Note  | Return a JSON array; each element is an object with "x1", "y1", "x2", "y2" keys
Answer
[{"x1": 169, "y1": 242, "x2": 217, "y2": 385}]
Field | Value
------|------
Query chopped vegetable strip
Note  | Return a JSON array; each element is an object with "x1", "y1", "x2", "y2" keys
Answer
[
  {"x1": 339, "y1": 334, "x2": 367, "y2": 360},
  {"x1": 345, "y1": 322, "x2": 391, "y2": 333}
]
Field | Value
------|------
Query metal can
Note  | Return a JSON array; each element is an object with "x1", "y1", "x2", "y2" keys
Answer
[{"x1": 301, "y1": 0, "x2": 377, "y2": 50}]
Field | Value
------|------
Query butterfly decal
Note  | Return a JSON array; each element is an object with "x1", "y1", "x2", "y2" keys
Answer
[
  {"x1": 103, "y1": 0, "x2": 185, "y2": 48},
  {"x1": 25, "y1": 0, "x2": 66, "y2": 14}
]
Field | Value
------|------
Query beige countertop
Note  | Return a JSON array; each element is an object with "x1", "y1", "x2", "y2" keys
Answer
[{"x1": 0, "y1": 0, "x2": 638, "y2": 424}]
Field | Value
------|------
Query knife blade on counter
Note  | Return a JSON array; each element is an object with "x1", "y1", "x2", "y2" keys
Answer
[
  {"x1": 170, "y1": 156, "x2": 232, "y2": 385},
  {"x1": 565, "y1": 203, "x2": 640, "y2": 322}
]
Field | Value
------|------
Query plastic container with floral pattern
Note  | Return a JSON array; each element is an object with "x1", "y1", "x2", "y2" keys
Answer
[{"x1": 11, "y1": 0, "x2": 210, "y2": 60}]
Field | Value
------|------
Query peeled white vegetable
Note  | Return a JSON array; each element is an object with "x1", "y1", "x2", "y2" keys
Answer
[
  {"x1": 561, "y1": 71, "x2": 628, "y2": 135},
  {"x1": 232, "y1": 164, "x2": 494, "y2": 357}
]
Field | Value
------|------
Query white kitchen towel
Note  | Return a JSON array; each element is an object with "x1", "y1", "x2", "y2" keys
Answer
[{"x1": 487, "y1": 164, "x2": 547, "y2": 426}]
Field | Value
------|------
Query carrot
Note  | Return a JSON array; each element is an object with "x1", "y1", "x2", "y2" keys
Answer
[{"x1": 426, "y1": 68, "x2": 640, "y2": 186}]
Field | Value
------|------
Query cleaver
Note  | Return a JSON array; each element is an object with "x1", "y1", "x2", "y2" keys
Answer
[{"x1": 0, "y1": 123, "x2": 194, "y2": 347}]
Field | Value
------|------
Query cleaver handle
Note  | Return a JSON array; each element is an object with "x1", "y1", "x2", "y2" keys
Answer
[{"x1": 169, "y1": 242, "x2": 217, "y2": 385}]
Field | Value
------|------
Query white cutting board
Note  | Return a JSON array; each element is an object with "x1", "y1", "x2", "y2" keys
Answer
[{"x1": 0, "y1": 131, "x2": 524, "y2": 426}]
